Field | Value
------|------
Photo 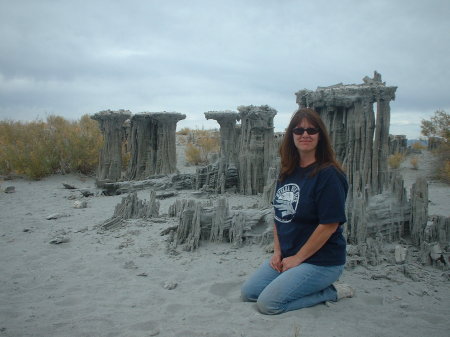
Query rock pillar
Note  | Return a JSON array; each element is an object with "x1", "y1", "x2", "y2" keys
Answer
[
  {"x1": 410, "y1": 177, "x2": 428, "y2": 246},
  {"x1": 127, "y1": 112, "x2": 185, "y2": 180},
  {"x1": 204, "y1": 111, "x2": 240, "y2": 193},
  {"x1": 295, "y1": 72, "x2": 399, "y2": 244},
  {"x1": 237, "y1": 105, "x2": 277, "y2": 195},
  {"x1": 91, "y1": 109, "x2": 131, "y2": 182}
]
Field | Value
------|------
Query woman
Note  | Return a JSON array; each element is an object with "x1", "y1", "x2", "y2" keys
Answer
[{"x1": 241, "y1": 107, "x2": 353, "y2": 315}]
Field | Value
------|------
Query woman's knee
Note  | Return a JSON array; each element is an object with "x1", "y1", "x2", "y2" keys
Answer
[
  {"x1": 240, "y1": 283, "x2": 257, "y2": 302},
  {"x1": 256, "y1": 298, "x2": 284, "y2": 315}
]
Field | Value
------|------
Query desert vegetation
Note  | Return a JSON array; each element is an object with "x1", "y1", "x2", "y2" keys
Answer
[
  {"x1": 421, "y1": 109, "x2": 450, "y2": 183},
  {"x1": 388, "y1": 152, "x2": 405, "y2": 169},
  {"x1": 410, "y1": 156, "x2": 419, "y2": 170},
  {"x1": 0, "y1": 115, "x2": 102, "y2": 179},
  {"x1": 179, "y1": 128, "x2": 220, "y2": 165}
]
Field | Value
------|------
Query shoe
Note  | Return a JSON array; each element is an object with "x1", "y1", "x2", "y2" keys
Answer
[{"x1": 334, "y1": 283, "x2": 355, "y2": 300}]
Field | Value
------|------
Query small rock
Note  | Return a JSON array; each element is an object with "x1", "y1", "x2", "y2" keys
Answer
[
  {"x1": 46, "y1": 213, "x2": 62, "y2": 220},
  {"x1": 80, "y1": 189, "x2": 94, "y2": 197},
  {"x1": 156, "y1": 191, "x2": 177, "y2": 199},
  {"x1": 62, "y1": 183, "x2": 76, "y2": 189},
  {"x1": 149, "y1": 328, "x2": 160, "y2": 336},
  {"x1": 137, "y1": 273, "x2": 148, "y2": 277},
  {"x1": 163, "y1": 281, "x2": 178, "y2": 290},
  {"x1": 49, "y1": 236, "x2": 70, "y2": 244},
  {"x1": 4, "y1": 186, "x2": 15, "y2": 193},
  {"x1": 74, "y1": 200, "x2": 87, "y2": 209},
  {"x1": 124, "y1": 261, "x2": 138, "y2": 269},
  {"x1": 67, "y1": 195, "x2": 77, "y2": 200},
  {"x1": 23, "y1": 228, "x2": 31, "y2": 232},
  {"x1": 395, "y1": 245, "x2": 407, "y2": 264},
  {"x1": 430, "y1": 243, "x2": 443, "y2": 261}
]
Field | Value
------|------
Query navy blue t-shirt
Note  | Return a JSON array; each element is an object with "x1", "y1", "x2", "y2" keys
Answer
[{"x1": 273, "y1": 164, "x2": 348, "y2": 266}]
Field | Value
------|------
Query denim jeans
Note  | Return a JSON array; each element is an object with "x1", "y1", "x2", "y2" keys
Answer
[{"x1": 241, "y1": 259, "x2": 344, "y2": 314}]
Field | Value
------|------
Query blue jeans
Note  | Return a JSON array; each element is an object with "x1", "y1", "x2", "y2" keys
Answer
[{"x1": 241, "y1": 259, "x2": 344, "y2": 314}]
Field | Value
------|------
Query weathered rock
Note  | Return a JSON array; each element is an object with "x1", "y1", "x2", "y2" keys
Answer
[
  {"x1": 237, "y1": 105, "x2": 277, "y2": 195},
  {"x1": 410, "y1": 177, "x2": 428, "y2": 246},
  {"x1": 80, "y1": 189, "x2": 94, "y2": 197},
  {"x1": 4, "y1": 186, "x2": 15, "y2": 193},
  {"x1": 49, "y1": 236, "x2": 70, "y2": 244},
  {"x1": 91, "y1": 110, "x2": 131, "y2": 182},
  {"x1": 199, "y1": 106, "x2": 277, "y2": 195},
  {"x1": 73, "y1": 200, "x2": 87, "y2": 209},
  {"x1": 99, "y1": 191, "x2": 160, "y2": 230},
  {"x1": 296, "y1": 72, "x2": 406, "y2": 249},
  {"x1": 163, "y1": 281, "x2": 178, "y2": 290},
  {"x1": 46, "y1": 213, "x2": 68, "y2": 220},
  {"x1": 101, "y1": 175, "x2": 173, "y2": 195},
  {"x1": 204, "y1": 111, "x2": 240, "y2": 193},
  {"x1": 424, "y1": 215, "x2": 450, "y2": 249},
  {"x1": 168, "y1": 197, "x2": 273, "y2": 251},
  {"x1": 394, "y1": 245, "x2": 407, "y2": 264},
  {"x1": 127, "y1": 112, "x2": 185, "y2": 180},
  {"x1": 389, "y1": 135, "x2": 407, "y2": 155}
]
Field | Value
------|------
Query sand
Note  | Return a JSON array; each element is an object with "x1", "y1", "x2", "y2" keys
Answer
[{"x1": 1, "y1": 149, "x2": 449, "y2": 337}]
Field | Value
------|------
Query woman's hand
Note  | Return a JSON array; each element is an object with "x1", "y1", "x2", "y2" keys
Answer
[
  {"x1": 281, "y1": 255, "x2": 302, "y2": 272},
  {"x1": 270, "y1": 252, "x2": 282, "y2": 272}
]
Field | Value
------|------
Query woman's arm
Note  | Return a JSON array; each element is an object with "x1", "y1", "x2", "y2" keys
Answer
[
  {"x1": 270, "y1": 224, "x2": 283, "y2": 272},
  {"x1": 281, "y1": 223, "x2": 339, "y2": 272}
]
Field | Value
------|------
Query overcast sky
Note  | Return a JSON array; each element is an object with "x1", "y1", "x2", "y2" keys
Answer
[{"x1": 1, "y1": 0, "x2": 449, "y2": 138}]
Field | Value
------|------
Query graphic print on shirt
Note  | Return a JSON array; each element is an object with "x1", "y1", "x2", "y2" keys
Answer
[{"x1": 274, "y1": 183, "x2": 300, "y2": 223}]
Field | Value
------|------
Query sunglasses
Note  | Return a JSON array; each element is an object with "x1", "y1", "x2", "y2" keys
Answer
[{"x1": 292, "y1": 127, "x2": 320, "y2": 135}]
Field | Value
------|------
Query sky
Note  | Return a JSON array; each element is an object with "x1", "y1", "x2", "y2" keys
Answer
[{"x1": 1, "y1": 0, "x2": 449, "y2": 139}]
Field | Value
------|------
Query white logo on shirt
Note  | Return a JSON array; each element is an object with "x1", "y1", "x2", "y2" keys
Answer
[{"x1": 274, "y1": 183, "x2": 300, "y2": 223}]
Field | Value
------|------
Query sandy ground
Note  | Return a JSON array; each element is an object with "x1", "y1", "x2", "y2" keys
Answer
[{"x1": 0, "y1": 149, "x2": 449, "y2": 337}]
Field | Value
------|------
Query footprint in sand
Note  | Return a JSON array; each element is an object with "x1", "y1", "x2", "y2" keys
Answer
[
  {"x1": 209, "y1": 281, "x2": 241, "y2": 297},
  {"x1": 359, "y1": 294, "x2": 385, "y2": 305},
  {"x1": 129, "y1": 320, "x2": 160, "y2": 336}
]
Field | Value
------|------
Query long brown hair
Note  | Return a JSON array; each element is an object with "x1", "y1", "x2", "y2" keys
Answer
[{"x1": 279, "y1": 107, "x2": 343, "y2": 181}]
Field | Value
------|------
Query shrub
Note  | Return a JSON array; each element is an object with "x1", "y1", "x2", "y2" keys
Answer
[
  {"x1": 388, "y1": 153, "x2": 405, "y2": 169},
  {"x1": 184, "y1": 129, "x2": 220, "y2": 165},
  {"x1": 410, "y1": 157, "x2": 419, "y2": 170},
  {"x1": 421, "y1": 110, "x2": 450, "y2": 184},
  {"x1": 0, "y1": 115, "x2": 102, "y2": 179},
  {"x1": 411, "y1": 141, "x2": 426, "y2": 151},
  {"x1": 440, "y1": 160, "x2": 450, "y2": 183},
  {"x1": 177, "y1": 127, "x2": 191, "y2": 135},
  {"x1": 185, "y1": 143, "x2": 203, "y2": 165}
]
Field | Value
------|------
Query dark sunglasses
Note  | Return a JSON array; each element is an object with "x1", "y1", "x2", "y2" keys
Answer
[{"x1": 292, "y1": 127, "x2": 320, "y2": 135}]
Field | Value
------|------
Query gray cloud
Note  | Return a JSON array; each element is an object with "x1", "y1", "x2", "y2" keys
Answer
[{"x1": 1, "y1": 0, "x2": 449, "y2": 138}]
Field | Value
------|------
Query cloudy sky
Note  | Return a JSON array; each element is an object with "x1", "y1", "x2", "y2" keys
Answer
[{"x1": 1, "y1": 0, "x2": 449, "y2": 138}]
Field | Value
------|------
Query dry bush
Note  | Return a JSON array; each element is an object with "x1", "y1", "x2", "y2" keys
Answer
[
  {"x1": 441, "y1": 160, "x2": 450, "y2": 184},
  {"x1": 411, "y1": 141, "x2": 426, "y2": 151},
  {"x1": 184, "y1": 129, "x2": 220, "y2": 165},
  {"x1": 435, "y1": 143, "x2": 450, "y2": 183},
  {"x1": 177, "y1": 127, "x2": 191, "y2": 135},
  {"x1": 0, "y1": 115, "x2": 102, "y2": 179},
  {"x1": 185, "y1": 143, "x2": 203, "y2": 165},
  {"x1": 421, "y1": 110, "x2": 450, "y2": 183},
  {"x1": 410, "y1": 156, "x2": 419, "y2": 170},
  {"x1": 388, "y1": 152, "x2": 405, "y2": 169}
]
